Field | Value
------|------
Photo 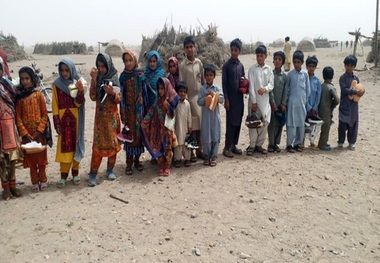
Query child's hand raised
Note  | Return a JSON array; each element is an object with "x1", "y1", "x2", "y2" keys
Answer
[
  {"x1": 76, "y1": 79, "x2": 84, "y2": 92},
  {"x1": 90, "y1": 67, "x2": 98, "y2": 80},
  {"x1": 103, "y1": 84, "x2": 116, "y2": 96}
]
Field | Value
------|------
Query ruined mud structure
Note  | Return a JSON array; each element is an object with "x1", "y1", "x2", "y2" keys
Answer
[{"x1": 0, "y1": 32, "x2": 26, "y2": 61}]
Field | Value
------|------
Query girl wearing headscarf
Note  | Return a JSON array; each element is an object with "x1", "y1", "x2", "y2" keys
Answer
[
  {"x1": 167, "y1": 56, "x2": 180, "y2": 88},
  {"x1": 141, "y1": 77, "x2": 179, "y2": 176},
  {"x1": 0, "y1": 59, "x2": 21, "y2": 200},
  {"x1": 119, "y1": 50, "x2": 148, "y2": 175},
  {"x1": 88, "y1": 53, "x2": 121, "y2": 187},
  {"x1": 52, "y1": 58, "x2": 86, "y2": 188},
  {"x1": 15, "y1": 66, "x2": 52, "y2": 192},
  {"x1": 144, "y1": 50, "x2": 165, "y2": 109},
  {"x1": 0, "y1": 49, "x2": 12, "y2": 80}
]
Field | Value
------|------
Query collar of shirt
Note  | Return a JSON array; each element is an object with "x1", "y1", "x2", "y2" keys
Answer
[
  {"x1": 185, "y1": 56, "x2": 198, "y2": 65},
  {"x1": 254, "y1": 63, "x2": 270, "y2": 70}
]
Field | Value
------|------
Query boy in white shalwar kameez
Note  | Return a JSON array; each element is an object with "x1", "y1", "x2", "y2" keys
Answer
[{"x1": 246, "y1": 45, "x2": 274, "y2": 156}]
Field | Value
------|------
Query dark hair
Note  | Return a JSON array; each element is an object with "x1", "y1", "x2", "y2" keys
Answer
[
  {"x1": 285, "y1": 36, "x2": 290, "y2": 42},
  {"x1": 322, "y1": 66, "x2": 334, "y2": 80},
  {"x1": 157, "y1": 77, "x2": 165, "y2": 89},
  {"x1": 183, "y1": 36, "x2": 195, "y2": 47},
  {"x1": 306, "y1": 55, "x2": 319, "y2": 66},
  {"x1": 204, "y1": 64, "x2": 216, "y2": 76},
  {"x1": 230, "y1": 38, "x2": 242, "y2": 51},
  {"x1": 273, "y1": 51, "x2": 286, "y2": 65},
  {"x1": 175, "y1": 81, "x2": 188, "y2": 93},
  {"x1": 293, "y1": 50, "x2": 304, "y2": 63},
  {"x1": 18, "y1": 66, "x2": 37, "y2": 88},
  {"x1": 255, "y1": 44, "x2": 267, "y2": 55},
  {"x1": 343, "y1": 55, "x2": 357, "y2": 66}
]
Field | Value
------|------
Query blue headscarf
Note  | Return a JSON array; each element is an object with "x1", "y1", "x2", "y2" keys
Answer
[
  {"x1": 144, "y1": 50, "x2": 165, "y2": 107},
  {"x1": 53, "y1": 57, "x2": 85, "y2": 162}
]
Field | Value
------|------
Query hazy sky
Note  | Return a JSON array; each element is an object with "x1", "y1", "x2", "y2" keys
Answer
[{"x1": 2, "y1": 0, "x2": 377, "y2": 47}]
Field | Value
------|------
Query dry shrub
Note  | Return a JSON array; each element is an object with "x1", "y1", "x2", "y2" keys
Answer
[
  {"x1": 33, "y1": 41, "x2": 87, "y2": 55},
  {"x1": 0, "y1": 32, "x2": 27, "y2": 61}
]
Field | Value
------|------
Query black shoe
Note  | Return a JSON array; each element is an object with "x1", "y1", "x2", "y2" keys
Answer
[
  {"x1": 267, "y1": 145, "x2": 275, "y2": 153},
  {"x1": 255, "y1": 146, "x2": 267, "y2": 154},
  {"x1": 273, "y1": 145, "x2": 281, "y2": 153},
  {"x1": 286, "y1": 145, "x2": 295, "y2": 153},
  {"x1": 223, "y1": 149, "x2": 234, "y2": 158},
  {"x1": 231, "y1": 146, "x2": 242, "y2": 155},
  {"x1": 294, "y1": 144, "x2": 303, "y2": 152}
]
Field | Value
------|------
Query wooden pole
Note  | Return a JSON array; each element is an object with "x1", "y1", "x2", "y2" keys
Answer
[{"x1": 375, "y1": 0, "x2": 379, "y2": 67}]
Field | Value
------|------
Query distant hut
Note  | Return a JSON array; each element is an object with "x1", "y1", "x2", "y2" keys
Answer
[
  {"x1": 297, "y1": 37, "x2": 316, "y2": 52},
  {"x1": 105, "y1": 39, "x2": 125, "y2": 57}
]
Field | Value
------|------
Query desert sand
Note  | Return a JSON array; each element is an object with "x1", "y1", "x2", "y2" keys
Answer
[{"x1": 1, "y1": 46, "x2": 379, "y2": 263}]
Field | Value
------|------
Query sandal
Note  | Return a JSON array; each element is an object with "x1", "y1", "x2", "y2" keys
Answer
[
  {"x1": 134, "y1": 161, "x2": 144, "y2": 172},
  {"x1": 210, "y1": 157, "x2": 217, "y2": 167},
  {"x1": 125, "y1": 166, "x2": 133, "y2": 176},
  {"x1": 163, "y1": 169, "x2": 171, "y2": 177},
  {"x1": 39, "y1": 182, "x2": 48, "y2": 191},
  {"x1": 158, "y1": 168, "x2": 165, "y2": 176},
  {"x1": 184, "y1": 160, "x2": 191, "y2": 167},
  {"x1": 32, "y1": 183, "x2": 40, "y2": 192},
  {"x1": 246, "y1": 147, "x2": 254, "y2": 156},
  {"x1": 174, "y1": 160, "x2": 181, "y2": 168},
  {"x1": 203, "y1": 159, "x2": 210, "y2": 166},
  {"x1": 73, "y1": 176, "x2": 81, "y2": 185},
  {"x1": 106, "y1": 170, "x2": 116, "y2": 181},
  {"x1": 57, "y1": 179, "x2": 66, "y2": 188},
  {"x1": 2, "y1": 189, "x2": 12, "y2": 201},
  {"x1": 10, "y1": 188, "x2": 22, "y2": 197}
]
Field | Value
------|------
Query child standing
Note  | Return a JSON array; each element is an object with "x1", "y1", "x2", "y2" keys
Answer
[
  {"x1": 173, "y1": 81, "x2": 192, "y2": 168},
  {"x1": 145, "y1": 50, "x2": 165, "y2": 109},
  {"x1": 88, "y1": 53, "x2": 121, "y2": 186},
  {"x1": 246, "y1": 45, "x2": 274, "y2": 156},
  {"x1": 52, "y1": 58, "x2": 86, "y2": 188},
  {"x1": 119, "y1": 49, "x2": 148, "y2": 175},
  {"x1": 318, "y1": 66, "x2": 340, "y2": 151},
  {"x1": 222, "y1": 38, "x2": 245, "y2": 158},
  {"x1": 141, "y1": 77, "x2": 179, "y2": 176},
  {"x1": 305, "y1": 55, "x2": 322, "y2": 149},
  {"x1": 0, "y1": 59, "x2": 22, "y2": 200},
  {"x1": 338, "y1": 55, "x2": 364, "y2": 150},
  {"x1": 16, "y1": 66, "x2": 52, "y2": 192},
  {"x1": 285, "y1": 50, "x2": 310, "y2": 153},
  {"x1": 268, "y1": 51, "x2": 287, "y2": 153},
  {"x1": 283, "y1": 36, "x2": 292, "y2": 72},
  {"x1": 179, "y1": 36, "x2": 205, "y2": 161},
  {"x1": 167, "y1": 56, "x2": 180, "y2": 88},
  {"x1": 197, "y1": 64, "x2": 224, "y2": 166}
]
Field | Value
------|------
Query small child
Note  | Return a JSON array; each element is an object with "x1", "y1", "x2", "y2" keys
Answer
[
  {"x1": 285, "y1": 50, "x2": 310, "y2": 153},
  {"x1": 52, "y1": 58, "x2": 86, "y2": 188},
  {"x1": 88, "y1": 53, "x2": 122, "y2": 186},
  {"x1": 197, "y1": 64, "x2": 224, "y2": 166},
  {"x1": 337, "y1": 55, "x2": 364, "y2": 150},
  {"x1": 16, "y1": 66, "x2": 52, "y2": 192},
  {"x1": 246, "y1": 45, "x2": 274, "y2": 156},
  {"x1": 305, "y1": 55, "x2": 323, "y2": 149},
  {"x1": 222, "y1": 38, "x2": 245, "y2": 158},
  {"x1": 141, "y1": 77, "x2": 179, "y2": 176},
  {"x1": 268, "y1": 51, "x2": 287, "y2": 153},
  {"x1": 179, "y1": 36, "x2": 205, "y2": 161},
  {"x1": 119, "y1": 49, "x2": 148, "y2": 175},
  {"x1": 318, "y1": 66, "x2": 340, "y2": 151},
  {"x1": 167, "y1": 57, "x2": 180, "y2": 89},
  {"x1": 173, "y1": 81, "x2": 192, "y2": 168},
  {"x1": 0, "y1": 58, "x2": 22, "y2": 200}
]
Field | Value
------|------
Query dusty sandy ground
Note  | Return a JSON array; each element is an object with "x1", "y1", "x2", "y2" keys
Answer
[{"x1": 1, "y1": 46, "x2": 379, "y2": 263}]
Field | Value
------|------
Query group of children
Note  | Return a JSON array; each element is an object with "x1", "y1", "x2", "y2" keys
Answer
[{"x1": 0, "y1": 36, "x2": 364, "y2": 200}]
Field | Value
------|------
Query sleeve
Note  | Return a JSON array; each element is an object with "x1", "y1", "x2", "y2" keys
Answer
[
  {"x1": 187, "y1": 101, "x2": 192, "y2": 129},
  {"x1": 269, "y1": 90, "x2": 275, "y2": 105},
  {"x1": 217, "y1": 86, "x2": 224, "y2": 104},
  {"x1": 15, "y1": 101, "x2": 28, "y2": 137},
  {"x1": 248, "y1": 67, "x2": 256, "y2": 104},
  {"x1": 264, "y1": 68, "x2": 274, "y2": 93},
  {"x1": 89, "y1": 82, "x2": 97, "y2": 101},
  {"x1": 305, "y1": 72, "x2": 311, "y2": 106},
  {"x1": 285, "y1": 73, "x2": 291, "y2": 106},
  {"x1": 179, "y1": 63, "x2": 183, "y2": 82},
  {"x1": 222, "y1": 63, "x2": 228, "y2": 100},
  {"x1": 197, "y1": 86, "x2": 206, "y2": 106},
  {"x1": 37, "y1": 92, "x2": 48, "y2": 133},
  {"x1": 281, "y1": 75, "x2": 288, "y2": 106},
  {"x1": 113, "y1": 86, "x2": 122, "y2": 104},
  {"x1": 200, "y1": 62, "x2": 205, "y2": 86},
  {"x1": 313, "y1": 79, "x2": 322, "y2": 112},
  {"x1": 339, "y1": 75, "x2": 357, "y2": 96},
  {"x1": 331, "y1": 86, "x2": 340, "y2": 108}
]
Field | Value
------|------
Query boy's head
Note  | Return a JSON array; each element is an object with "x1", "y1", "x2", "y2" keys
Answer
[
  {"x1": 230, "y1": 38, "x2": 242, "y2": 59},
  {"x1": 273, "y1": 51, "x2": 285, "y2": 69},
  {"x1": 306, "y1": 55, "x2": 318, "y2": 75},
  {"x1": 183, "y1": 36, "x2": 196, "y2": 60},
  {"x1": 204, "y1": 64, "x2": 216, "y2": 85},
  {"x1": 343, "y1": 55, "x2": 357, "y2": 74},
  {"x1": 255, "y1": 45, "x2": 267, "y2": 66},
  {"x1": 285, "y1": 36, "x2": 290, "y2": 42},
  {"x1": 322, "y1": 66, "x2": 334, "y2": 81},
  {"x1": 175, "y1": 81, "x2": 188, "y2": 101},
  {"x1": 292, "y1": 50, "x2": 304, "y2": 71}
]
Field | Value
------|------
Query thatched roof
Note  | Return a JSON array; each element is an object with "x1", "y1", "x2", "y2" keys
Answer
[
  {"x1": 297, "y1": 37, "x2": 316, "y2": 52},
  {"x1": 0, "y1": 32, "x2": 26, "y2": 61},
  {"x1": 105, "y1": 39, "x2": 125, "y2": 57}
]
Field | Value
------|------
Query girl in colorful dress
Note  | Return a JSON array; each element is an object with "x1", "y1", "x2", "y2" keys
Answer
[
  {"x1": 0, "y1": 58, "x2": 22, "y2": 200},
  {"x1": 88, "y1": 53, "x2": 121, "y2": 187},
  {"x1": 119, "y1": 49, "x2": 148, "y2": 175},
  {"x1": 141, "y1": 77, "x2": 179, "y2": 176},
  {"x1": 167, "y1": 56, "x2": 180, "y2": 88},
  {"x1": 144, "y1": 50, "x2": 165, "y2": 109},
  {"x1": 52, "y1": 58, "x2": 86, "y2": 188},
  {"x1": 15, "y1": 66, "x2": 52, "y2": 192}
]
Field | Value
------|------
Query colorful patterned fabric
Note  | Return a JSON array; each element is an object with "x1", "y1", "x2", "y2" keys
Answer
[{"x1": 144, "y1": 51, "x2": 165, "y2": 107}]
